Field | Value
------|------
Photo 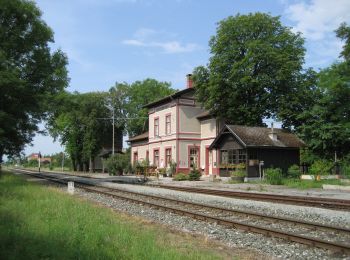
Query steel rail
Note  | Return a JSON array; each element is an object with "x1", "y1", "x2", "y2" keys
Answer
[
  {"x1": 14, "y1": 169, "x2": 350, "y2": 255},
  {"x1": 15, "y1": 168, "x2": 350, "y2": 210},
  {"x1": 151, "y1": 184, "x2": 350, "y2": 210}
]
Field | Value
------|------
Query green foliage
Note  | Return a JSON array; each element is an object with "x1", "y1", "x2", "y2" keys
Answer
[
  {"x1": 105, "y1": 153, "x2": 130, "y2": 176},
  {"x1": 282, "y1": 178, "x2": 344, "y2": 189},
  {"x1": 167, "y1": 160, "x2": 177, "y2": 177},
  {"x1": 173, "y1": 173, "x2": 189, "y2": 181},
  {"x1": 188, "y1": 169, "x2": 201, "y2": 181},
  {"x1": 110, "y1": 79, "x2": 175, "y2": 137},
  {"x1": 287, "y1": 164, "x2": 301, "y2": 179},
  {"x1": 265, "y1": 168, "x2": 283, "y2": 185},
  {"x1": 309, "y1": 160, "x2": 333, "y2": 176},
  {"x1": 26, "y1": 159, "x2": 38, "y2": 168},
  {"x1": 193, "y1": 12, "x2": 316, "y2": 128},
  {"x1": 0, "y1": 0, "x2": 68, "y2": 162},
  {"x1": 336, "y1": 22, "x2": 350, "y2": 61},
  {"x1": 230, "y1": 169, "x2": 246, "y2": 178},
  {"x1": 297, "y1": 24, "x2": 350, "y2": 161},
  {"x1": 48, "y1": 92, "x2": 117, "y2": 171}
]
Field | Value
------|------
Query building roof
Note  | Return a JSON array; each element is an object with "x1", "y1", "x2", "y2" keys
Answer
[
  {"x1": 210, "y1": 125, "x2": 304, "y2": 149},
  {"x1": 127, "y1": 131, "x2": 149, "y2": 143},
  {"x1": 196, "y1": 111, "x2": 214, "y2": 120},
  {"x1": 143, "y1": 88, "x2": 195, "y2": 109}
]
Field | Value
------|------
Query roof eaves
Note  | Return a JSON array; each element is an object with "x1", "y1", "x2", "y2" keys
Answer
[
  {"x1": 142, "y1": 88, "x2": 194, "y2": 109},
  {"x1": 225, "y1": 125, "x2": 247, "y2": 147}
]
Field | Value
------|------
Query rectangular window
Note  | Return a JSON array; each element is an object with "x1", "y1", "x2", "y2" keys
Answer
[
  {"x1": 221, "y1": 149, "x2": 246, "y2": 165},
  {"x1": 221, "y1": 150, "x2": 228, "y2": 164},
  {"x1": 238, "y1": 149, "x2": 247, "y2": 163},
  {"x1": 165, "y1": 114, "x2": 171, "y2": 135},
  {"x1": 146, "y1": 150, "x2": 149, "y2": 162},
  {"x1": 154, "y1": 149, "x2": 159, "y2": 167},
  {"x1": 189, "y1": 148, "x2": 199, "y2": 169},
  {"x1": 133, "y1": 152, "x2": 138, "y2": 164},
  {"x1": 165, "y1": 148, "x2": 172, "y2": 167},
  {"x1": 154, "y1": 118, "x2": 159, "y2": 137}
]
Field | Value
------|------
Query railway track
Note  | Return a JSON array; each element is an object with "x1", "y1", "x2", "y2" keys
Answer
[
  {"x1": 13, "y1": 168, "x2": 350, "y2": 210},
  {"x1": 13, "y1": 169, "x2": 350, "y2": 255},
  {"x1": 150, "y1": 184, "x2": 350, "y2": 211}
]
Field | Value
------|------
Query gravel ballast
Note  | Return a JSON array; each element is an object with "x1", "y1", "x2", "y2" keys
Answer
[{"x1": 74, "y1": 182, "x2": 350, "y2": 260}]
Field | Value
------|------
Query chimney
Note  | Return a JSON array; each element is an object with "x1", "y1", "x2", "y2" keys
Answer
[
  {"x1": 268, "y1": 122, "x2": 278, "y2": 141},
  {"x1": 186, "y1": 74, "x2": 193, "y2": 88}
]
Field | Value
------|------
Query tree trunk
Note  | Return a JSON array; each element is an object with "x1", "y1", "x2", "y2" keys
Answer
[{"x1": 89, "y1": 156, "x2": 93, "y2": 173}]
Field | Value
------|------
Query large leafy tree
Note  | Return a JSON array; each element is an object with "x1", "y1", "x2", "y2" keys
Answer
[
  {"x1": 108, "y1": 79, "x2": 175, "y2": 137},
  {"x1": 0, "y1": 0, "x2": 68, "y2": 163},
  {"x1": 193, "y1": 13, "x2": 316, "y2": 127},
  {"x1": 49, "y1": 92, "x2": 112, "y2": 171},
  {"x1": 297, "y1": 23, "x2": 350, "y2": 160}
]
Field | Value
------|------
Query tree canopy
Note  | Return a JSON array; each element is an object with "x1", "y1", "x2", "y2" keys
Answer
[
  {"x1": 193, "y1": 13, "x2": 316, "y2": 128},
  {"x1": 109, "y1": 79, "x2": 175, "y2": 137},
  {"x1": 0, "y1": 0, "x2": 69, "y2": 162},
  {"x1": 49, "y1": 92, "x2": 115, "y2": 171},
  {"x1": 297, "y1": 23, "x2": 350, "y2": 160}
]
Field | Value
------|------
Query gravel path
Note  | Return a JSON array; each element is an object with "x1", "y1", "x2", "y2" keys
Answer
[{"x1": 74, "y1": 182, "x2": 350, "y2": 260}]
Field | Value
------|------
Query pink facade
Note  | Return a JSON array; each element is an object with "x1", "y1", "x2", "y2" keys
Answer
[{"x1": 128, "y1": 78, "x2": 222, "y2": 175}]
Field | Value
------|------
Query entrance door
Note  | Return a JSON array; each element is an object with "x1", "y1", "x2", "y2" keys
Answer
[
  {"x1": 205, "y1": 147, "x2": 209, "y2": 175},
  {"x1": 189, "y1": 147, "x2": 199, "y2": 169}
]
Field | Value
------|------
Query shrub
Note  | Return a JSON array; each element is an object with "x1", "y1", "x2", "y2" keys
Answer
[
  {"x1": 265, "y1": 168, "x2": 283, "y2": 185},
  {"x1": 188, "y1": 169, "x2": 201, "y2": 181},
  {"x1": 173, "y1": 173, "x2": 189, "y2": 181},
  {"x1": 230, "y1": 169, "x2": 246, "y2": 178},
  {"x1": 309, "y1": 160, "x2": 333, "y2": 176},
  {"x1": 287, "y1": 164, "x2": 301, "y2": 179},
  {"x1": 168, "y1": 160, "x2": 177, "y2": 177},
  {"x1": 105, "y1": 153, "x2": 130, "y2": 176}
]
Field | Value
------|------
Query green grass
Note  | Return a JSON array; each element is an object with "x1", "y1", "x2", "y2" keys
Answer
[
  {"x1": 0, "y1": 172, "x2": 236, "y2": 260},
  {"x1": 282, "y1": 178, "x2": 345, "y2": 189}
]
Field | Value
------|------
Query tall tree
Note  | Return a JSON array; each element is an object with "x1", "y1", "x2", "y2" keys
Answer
[
  {"x1": 193, "y1": 13, "x2": 316, "y2": 127},
  {"x1": 49, "y1": 92, "x2": 111, "y2": 171},
  {"x1": 0, "y1": 0, "x2": 68, "y2": 163},
  {"x1": 297, "y1": 23, "x2": 350, "y2": 160},
  {"x1": 108, "y1": 79, "x2": 175, "y2": 137}
]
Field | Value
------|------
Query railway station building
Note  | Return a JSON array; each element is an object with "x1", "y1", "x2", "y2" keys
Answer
[{"x1": 128, "y1": 75, "x2": 304, "y2": 178}]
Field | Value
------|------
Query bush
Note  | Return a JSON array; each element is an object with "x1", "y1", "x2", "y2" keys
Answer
[
  {"x1": 188, "y1": 169, "x2": 201, "y2": 181},
  {"x1": 265, "y1": 168, "x2": 283, "y2": 185},
  {"x1": 105, "y1": 153, "x2": 130, "y2": 176},
  {"x1": 168, "y1": 160, "x2": 177, "y2": 177},
  {"x1": 287, "y1": 164, "x2": 301, "y2": 179},
  {"x1": 309, "y1": 160, "x2": 333, "y2": 176},
  {"x1": 230, "y1": 169, "x2": 246, "y2": 178},
  {"x1": 173, "y1": 173, "x2": 189, "y2": 181}
]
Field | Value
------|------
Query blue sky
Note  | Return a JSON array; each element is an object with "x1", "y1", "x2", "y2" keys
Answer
[{"x1": 24, "y1": 0, "x2": 350, "y2": 156}]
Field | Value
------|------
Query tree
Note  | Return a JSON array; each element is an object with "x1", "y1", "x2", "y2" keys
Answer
[
  {"x1": 297, "y1": 23, "x2": 350, "y2": 160},
  {"x1": 108, "y1": 79, "x2": 175, "y2": 137},
  {"x1": 193, "y1": 13, "x2": 316, "y2": 127},
  {"x1": 48, "y1": 92, "x2": 112, "y2": 171},
  {"x1": 0, "y1": 0, "x2": 68, "y2": 163}
]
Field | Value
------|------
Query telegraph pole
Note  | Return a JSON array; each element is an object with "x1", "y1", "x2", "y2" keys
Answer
[{"x1": 112, "y1": 107, "x2": 115, "y2": 156}]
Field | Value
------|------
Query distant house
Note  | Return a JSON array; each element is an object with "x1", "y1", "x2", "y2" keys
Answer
[
  {"x1": 27, "y1": 153, "x2": 51, "y2": 164},
  {"x1": 128, "y1": 74, "x2": 304, "y2": 178}
]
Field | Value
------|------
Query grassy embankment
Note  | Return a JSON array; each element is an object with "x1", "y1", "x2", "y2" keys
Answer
[
  {"x1": 0, "y1": 172, "x2": 240, "y2": 260},
  {"x1": 242, "y1": 178, "x2": 347, "y2": 189}
]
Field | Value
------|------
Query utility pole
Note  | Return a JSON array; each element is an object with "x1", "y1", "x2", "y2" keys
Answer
[
  {"x1": 61, "y1": 152, "x2": 65, "y2": 172},
  {"x1": 38, "y1": 151, "x2": 41, "y2": 173},
  {"x1": 112, "y1": 107, "x2": 115, "y2": 156}
]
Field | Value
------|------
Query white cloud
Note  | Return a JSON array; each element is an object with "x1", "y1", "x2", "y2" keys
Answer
[
  {"x1": 122, "y1": 28, "x2": 200, "y2": 54},
  {"x1": 286, "y1": 0, "x2": 350, "y2": 40},
  {"x1": 284, "y1": 0, "x2": 350, "y2": 68}
]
